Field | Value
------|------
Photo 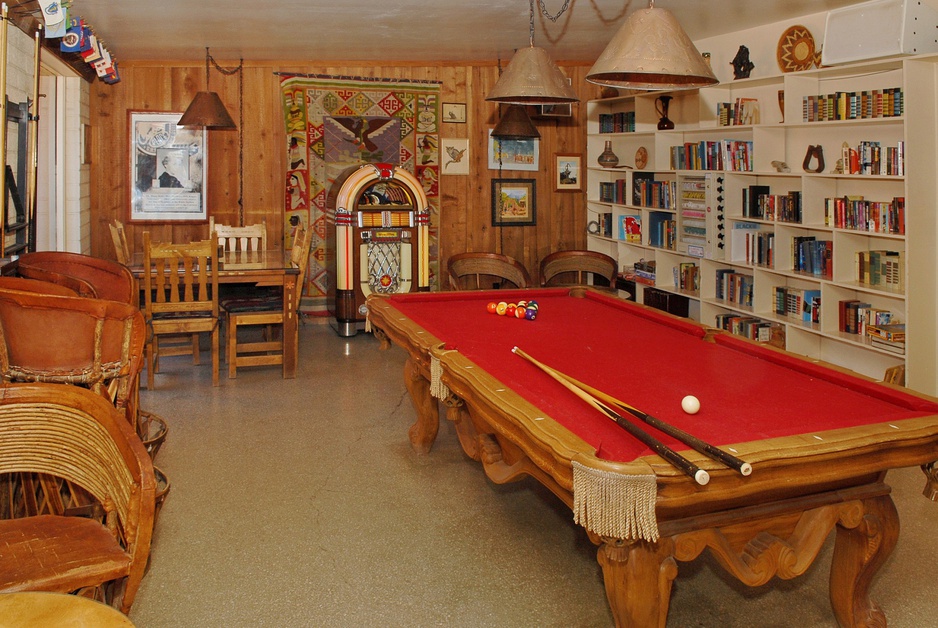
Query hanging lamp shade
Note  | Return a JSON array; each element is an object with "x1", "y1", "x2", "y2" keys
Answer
[
  {"x1": 486, "y1": 45, "x2": 579, "y2": 105},
  {"x1": 586, "y1": 4, "x2": 718, "y2": 90},
  {"x1": 178, "y1": 91, "x2": 236, "y2": 129},
  {"x1": 491, "y1": 104, "x2": 540, "y2": 139}
]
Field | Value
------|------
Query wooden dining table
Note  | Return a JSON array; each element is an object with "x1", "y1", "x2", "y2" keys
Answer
[{"x1": 130, "y1": 249, "x2": 301, "y2": 378}]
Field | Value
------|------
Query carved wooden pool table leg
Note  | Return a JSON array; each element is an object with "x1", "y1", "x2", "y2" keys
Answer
[
  {"x1": 922, "y1": 461, "x2": 938, "y2": 501},
  {"x1": 596, "y1": 538, "x2": 678, "y2": 628},
  {"x1": 404, "y1": 356, "x2": 439, "y2": 453},
  {"x1": 829, "y1": 493, "x2": 899, "y2": 628}
]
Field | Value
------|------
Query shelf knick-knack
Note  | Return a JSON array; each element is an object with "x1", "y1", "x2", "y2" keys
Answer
[
  {"x1": 655, "y1": 96, "x2": 675, "y2": 130},
  {"x1": 597, "y1": 140, "x2": 619, "y2": 168}
]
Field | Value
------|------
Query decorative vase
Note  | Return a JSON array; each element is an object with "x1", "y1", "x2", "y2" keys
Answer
[
  {"x1": 597, "y1": 140, "x2": 619, "y2": 168},
  {"x1": 655, "y1": 96, "x2": 675, "y2": 130},
  {"x1": 778, "y1": 89, "x2": 785, "y2": 123}
]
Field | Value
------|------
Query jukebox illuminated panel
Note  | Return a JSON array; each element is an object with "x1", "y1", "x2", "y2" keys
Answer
[{"x1": 326, "y1": 163, "x2": 429, "y2": 336}]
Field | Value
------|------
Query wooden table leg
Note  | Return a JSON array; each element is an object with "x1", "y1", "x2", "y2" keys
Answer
[
  {"x1": 282, "y1": 274, "x2": 298, "y2": 378},
  {"x1": 829, "y1": 493, "x2": 899, "y2": 628},
  {"x1": 596, "y1": 538, "x2": 678, "y2": 628},
  {"x1": 404, "y1": 357, "x2": 439, "y2": 454}
]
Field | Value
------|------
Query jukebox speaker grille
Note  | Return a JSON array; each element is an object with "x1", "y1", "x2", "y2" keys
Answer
[{"x1": 368, "y1": 241, "x2": 403, "y2": 293}]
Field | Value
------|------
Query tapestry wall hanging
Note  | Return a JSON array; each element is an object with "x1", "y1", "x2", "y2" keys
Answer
[{"x1": 280, "y1": 74, "x2": 442, "y2": 312}]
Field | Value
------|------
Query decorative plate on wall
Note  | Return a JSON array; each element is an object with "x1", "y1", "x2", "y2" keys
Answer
[
  {"x1": 777, "y1": 25, "x2": 816, "y2": 73},
  {"x1": 635, "y1": 146, "x2": 648, "y2": 170}
]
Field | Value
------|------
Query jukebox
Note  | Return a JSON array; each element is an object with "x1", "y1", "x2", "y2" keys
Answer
[{"x1": 326, "y1": 163, "x2": 430, "y2": 336}]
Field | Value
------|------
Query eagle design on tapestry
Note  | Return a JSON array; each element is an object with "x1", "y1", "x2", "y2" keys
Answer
[{"x1": 331, "y1": 117, "x2": 397, "y2": 154}]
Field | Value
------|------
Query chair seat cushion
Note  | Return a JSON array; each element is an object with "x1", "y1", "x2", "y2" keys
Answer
[
  {"x1": 221, "y1": 292, "x2": 283, "y2": 314},
  {"x1": 0, "y1": 515, "x2": 132, "y2": 593}
]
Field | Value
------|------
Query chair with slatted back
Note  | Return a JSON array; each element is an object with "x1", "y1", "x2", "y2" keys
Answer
[
  {"x1": 0, "y1": 382, "x2": 155, "y2": 614},
  {"x1": 222, "y1": 225, "x2": 312, "y2": 378},
  {"x1": 109, "y1": 220, "x2": 131, "y2": 265},
  {"x1": 142, "y1": 233, "x2": 220, "y2": 388},
  {"x1": 539, "y1": 250, "x2": 618, "y2": 290},
  {"x1": 210, "y1": 218, "x2": 267, "y2": 257},
  {"x1": 447, "y1": 252, "x2": 531, "y2": 291}
]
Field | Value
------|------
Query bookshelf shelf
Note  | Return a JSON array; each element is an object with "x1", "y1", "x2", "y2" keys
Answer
[{"x1": 587, "y1": 53, "x2": 938, "y2": 393}]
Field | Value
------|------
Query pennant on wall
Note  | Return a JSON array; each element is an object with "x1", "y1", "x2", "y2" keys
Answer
[{"x1": 39, "y1": 1, "x2": 65, "y2": 26}]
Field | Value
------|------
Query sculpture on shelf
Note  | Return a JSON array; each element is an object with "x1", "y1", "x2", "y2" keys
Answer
[
  {"x1": 655, "y1": 96, "x2": 675, "y2": 130},
  {"x1": 597, "y1": 140, "x2": 619, "y2": 168},
  {"x1": 802, "y1": 145, "x2": 825, "y2": 173},
  {"x1": 731, "y1": 45, "x2": 755, "y2": 79}
]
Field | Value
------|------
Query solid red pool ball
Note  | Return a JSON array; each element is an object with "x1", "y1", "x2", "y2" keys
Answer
[
  {"x1": 486, "y1": 302, "x2": 498, "y2": 314},
  {"x1": 505, "y1": 304, "x2": 517, "y2": 316}
]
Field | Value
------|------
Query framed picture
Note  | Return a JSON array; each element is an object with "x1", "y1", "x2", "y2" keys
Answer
[
  {"x1": 491, "y1": 179, "x2": 536, "y2": 227},
  {"x1": 441, "y1": 138, "x2": 470, "y2": 175},
  {"x1": 487, "y1": 129, "x2": 539, "y2": 171},
  {"x1": 540, "y1": 103, "x2": 572, "y2": 117},
  {"x1": 442, "y1": 102, "x2": 467, "y2": 123},
  {"x1": 128, "y1": 111, "x2": 207, "y2": 223},
  {"x1": 555, "y1": 153, "x2": 582, "y2": 191}
]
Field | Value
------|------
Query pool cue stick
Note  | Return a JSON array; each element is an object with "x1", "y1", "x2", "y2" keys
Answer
[
  {"x1": 512, "y1": 347, "x2": 710, "y2": 486},
  {"x1": 512, "y1": 346, "x2": 751, "y2": 477},
  {"x1": 549, "y1": 371, "x2": 751, "y2": 477}
]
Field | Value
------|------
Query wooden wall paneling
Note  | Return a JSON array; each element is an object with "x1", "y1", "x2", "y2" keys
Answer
[{"x1": 438, "y1": 64, "x2": 469, "y2": 275}]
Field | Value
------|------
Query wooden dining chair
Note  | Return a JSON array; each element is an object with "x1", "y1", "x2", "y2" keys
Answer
[
  {"x1": 0, "y1": 382, "x2": 155, "y2": 614},
  {"x1": 210, "y1": 217, "x2": 267, "y2": 255},
  {"x1": 109, "y1": 219, "x2": 131, "y2": 265},
  {"x1": 142, "y1": 233, "x2": 220, "y2": 388},
  {"x1": 539, "y1": 250, "x2": 618, "y2": 289},
  {"x1": 222, "y1": 225, "x2": 312, "y2": 378},
  {"x1": 447, "y1": 252, "x2": 531, "y2": 291}
]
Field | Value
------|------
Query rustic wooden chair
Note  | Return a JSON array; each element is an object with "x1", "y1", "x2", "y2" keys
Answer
[
  {"x1": 447, "y1": 252, "x2": 531, "y2": 291},
  {"x1": 539, "y1": 250, "x2": 618, "y2": 289},
  {"x1": 210, "y1": 217, "x2": 268, "y2": 256},
  {"x1": 0, "y1": 382, "x2": 155, "y2": 614},
  {"x1": 109, "y1": 219, "x2": 131, "y2": 265},
  {"x1": 222, "y1": 225, "x2": 312, "y2": 378},
  {"x1": 8, "y1": 251, "x2": 137, "y2": 307},
  {"x1": 142, "y1": 233, "x2": 220, "y2": 388}
]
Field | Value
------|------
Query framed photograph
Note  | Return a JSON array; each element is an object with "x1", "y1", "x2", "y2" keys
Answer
[
  {"x1": 491, "y1": 179, "x2": 536, "y2": 227},
  {"x1": 442, "y1": 102, "x2": 467, "y2": 123},
  {"x1": 441, "y1": 138, "x2": 470, "y2": 175},
  {"x1": 540, "y1": 103, "x2": 573, "y2": 117},
  {"x1": 487, "y1": 129, "x2": 539, "y2": 171},
  {"x1": 128, "y1": 111, "x2": 207, "y2": 223},
  {"x1": 555, "y1": 153, "x2": 582, "y2": 191}
]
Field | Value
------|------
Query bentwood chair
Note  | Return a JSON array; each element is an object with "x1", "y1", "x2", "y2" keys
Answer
[
  {"x1": 142, "y1": 233, "x2": 220, "y2": 388},
  {"x1": 4, "y1": 251, "x2": 137, "y2": 306},
  {"x1": 4, "y1": 263, "x2": 96, "y2": 298},
  {"x1": 0, "y1": 382, "x2": 155, "y2": 614},
  {"x1": 539, "y1": 250, "x2": 618, "y2": 290},
  {"x1": 447, "y1": 252, "x2": 531, "y2": 291},
  {"x1": 0, "y1": 276, "x2": 80, "y2": 297},
  {"x1": 222, "y1": 224, "x2": 312, "y2": 378}
]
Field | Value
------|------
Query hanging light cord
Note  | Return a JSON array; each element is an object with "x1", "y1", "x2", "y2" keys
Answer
[
  {"x1": 205, "y1": 48, "x2": 246, "y2": 226},
  {"x1": 533, "y1": 0, "x2": 573, "y2": 46}
]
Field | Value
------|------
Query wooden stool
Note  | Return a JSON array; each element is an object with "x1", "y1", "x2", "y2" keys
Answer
[{"x1": 0, "y1": 592, "x2": 135, "y2": 627}]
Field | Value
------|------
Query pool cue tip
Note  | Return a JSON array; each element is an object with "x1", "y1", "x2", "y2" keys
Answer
[
  {"x1": 739, "y1": 462, "x2": 753, "y2": 476},
  {"x1": 695, "y1": 469, "x2": 710, "y2": 485}
]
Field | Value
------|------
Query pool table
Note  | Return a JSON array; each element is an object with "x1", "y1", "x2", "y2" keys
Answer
[{"x1": 367, "y1": 287, "x2": 938, "y2": 627}]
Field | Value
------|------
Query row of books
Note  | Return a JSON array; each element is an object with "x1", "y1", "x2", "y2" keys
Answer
[
  {"x1": 856, "y1": 249, "x2": 903, "y2": 291},
  {"x1": 630, "y1": 259, "x2": 656, "y2": 286},
  {"x1": 867, "y1": 322, "x2": 906, "y2": 354},
  {"x1": 825, "y1": 196, "x2": 905, "y2": 234},
  {"x1": 792, "y1": 236, "x2": 832, "y2": 279},
  {"x1": 736, "y1": 229, "x2": 775, "y2": 267},
  {"x1": 675, "y1": 262, "x2": 699, "y2": 292},
  {"x1": 714, "y1": 313, "x2": 774, "y2": 343},
  {"x1": 801, "y1": 87, "x2": 904, "y2": 122},
  {"x1": 598, "y1": 111, "x2": 636, "y2": 134},
  {"x1": 647, "y1": 215, "x2": 676, "y2": 249},
  {"x1": 716, "y1": 98, "x2": 761, "y2": 126},
  {"x1": 669, "y1": 140, "x2": 753, "y2": 172},
  {"x1": 840, "y1": 140, "x2": 904, "y2": 176},
  {"x1": 632, "y1": 173, "x2": 677, "y2": 208},
  {"x1": 714, "y1": 268, "x2": 754, "y2": 307},
  {"x1": 839, "y1": 300, "x2": 896, "y2": 334},
  {"x1": 741, "y1": 185, "x2": 802, "y2": 222},
  {"x1": 774, "y1": 286, "x2": 820, "y2": 324}
]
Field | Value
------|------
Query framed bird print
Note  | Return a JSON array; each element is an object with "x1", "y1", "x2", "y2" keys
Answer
[{"x1": 441, "y1": 138, "x2": 469, "y2": 175}]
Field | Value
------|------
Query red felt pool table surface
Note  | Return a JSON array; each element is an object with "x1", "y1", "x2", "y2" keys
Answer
[{"x1": 382, "y1": 287, "x2": 938, "y2": 463}]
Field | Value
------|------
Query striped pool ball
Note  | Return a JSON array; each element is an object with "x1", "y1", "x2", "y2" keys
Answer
[
  {"x1": 496, "y1": 301, "x2": 508, "y2": 316},
  {"x1": 514, "y1": 306, "x2": 526, "y2": 319}
]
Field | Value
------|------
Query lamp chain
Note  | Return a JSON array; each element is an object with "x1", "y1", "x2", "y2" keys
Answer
[{"x1": 205, "y1": 47, "x2": 246, "y2": 225}]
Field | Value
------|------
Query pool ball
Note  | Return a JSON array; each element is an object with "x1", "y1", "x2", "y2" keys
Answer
[
  {"x1": 506, "y1": 304, "x2": 517, "y2": 316},
  {"x1": 486, "y1": 302, "x2": 498, "y2": 314},
  {"x1": 496, "y1": 302, "x2": 508, "y2": 316},
  {"x1": 681, "y1": 395, "x2": 701, "y2": 415}
]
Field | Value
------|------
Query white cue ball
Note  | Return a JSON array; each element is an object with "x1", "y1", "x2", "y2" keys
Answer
[{"x1": 681, "y1": 395, "x2": 700, "y2": 415}]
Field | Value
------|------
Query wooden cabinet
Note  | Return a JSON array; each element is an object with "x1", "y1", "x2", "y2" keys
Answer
[{"x1": 587, "y1": 55, "x2": 938, "y2": 395}]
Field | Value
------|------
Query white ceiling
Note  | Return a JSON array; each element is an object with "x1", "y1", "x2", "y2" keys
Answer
[{"x1": 69, "y1": 0, "x2": 867, "y2": 63}]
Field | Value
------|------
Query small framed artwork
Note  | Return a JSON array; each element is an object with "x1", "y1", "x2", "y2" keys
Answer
[
  {"x1": 128, "y1": 111, "x2": 207, "y2": 223},
  {"x1": 441, "y1": 138, "x2": 470, "y2": 175},
  {"x1": 488, "y1": 129, "x2": 539, "y2": 171},
  {"x1": 555, "y1": 153, "x2": 582, "y2": 191},
  {"x1": 442, "y1": 102, "x2": 467, "y2": 123},
  {"x1": 492, "y1": 179, "x2": 536, "y2": 227},
  {"x1": 540, "y1": 103, "x2": 573, "y2": 117}
]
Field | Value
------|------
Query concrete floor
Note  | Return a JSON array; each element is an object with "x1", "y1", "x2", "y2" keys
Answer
[{"x1": 130, "y1": 322, "x2": 938, "y2": 627}]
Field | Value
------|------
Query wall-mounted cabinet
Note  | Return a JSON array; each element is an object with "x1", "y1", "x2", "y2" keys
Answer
[{"x1": 587, "y1": 55, "x2": 938, "y2": 395}]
